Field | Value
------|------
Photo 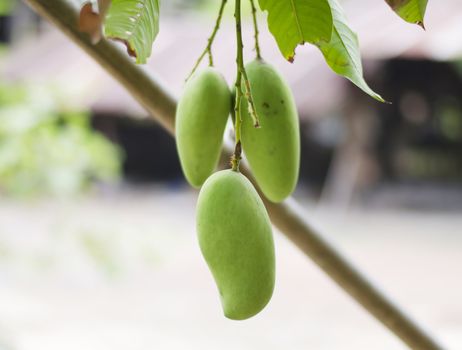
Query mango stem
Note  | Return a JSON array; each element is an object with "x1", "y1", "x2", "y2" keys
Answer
[
  {"x1": 232, "y1": 0, "x2": 244, "y2": 172},
  {"x1": 249, "y1": 0, "x2": 261, "y2": 60},
  {"x1": 186, "y1": 0, "x2": 227, "y2": 81}
]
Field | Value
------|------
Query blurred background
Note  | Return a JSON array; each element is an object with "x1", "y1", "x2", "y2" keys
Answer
[{"x1": 0, "y1": 0, "x2": 461, "y2": 349}]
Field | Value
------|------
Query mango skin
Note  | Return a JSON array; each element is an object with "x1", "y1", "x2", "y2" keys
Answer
[
  {"x1": 176, "y1": 68, "x2": 231, "y2": 188},
  {"x1": 240, "y1": 60, "x2": 300, "y2": 202},
  {"x1": 196, "y1": 170, "x2": 275, "y2": 320}
]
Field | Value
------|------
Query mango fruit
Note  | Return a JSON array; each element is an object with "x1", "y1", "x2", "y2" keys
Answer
[
  {"x1": 240, "y1": 60, "x2": 300, "y2": 202},
  {"x1": 176, "y1": 68, "x2": 231, "y2": 188},
  {"x1": 196, "y1": 170, "x2": 275, "y2": 320}
]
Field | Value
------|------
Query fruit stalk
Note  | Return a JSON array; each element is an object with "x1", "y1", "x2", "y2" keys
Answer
[
  {"x1": 240, "y1": 65, "x2": 260, "y2": 128},
  {"x1": 249, "y1": 0, "x2": 261, "y2": 60},
  {"x1": 231, "y1": 0, "x2": 244, "y2": 171},
  {"x1": 232, "y1": 0, "x2": 261, "y2": 171},
  {"x1": 187, "y1": 0, "x2": 227, "y2": 81}
]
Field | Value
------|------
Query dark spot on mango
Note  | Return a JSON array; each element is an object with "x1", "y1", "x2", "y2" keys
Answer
[{"x1": 240, "y1": 59, "x2": 300, "y2": 203}]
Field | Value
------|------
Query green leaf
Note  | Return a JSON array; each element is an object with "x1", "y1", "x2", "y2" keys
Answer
[
  {"x1": 316, "y1": 0, "x2": 384, "y2": 102},
  {"x1": 104, "y1": 0, "x2": 160, "y2": 64},
  {"x1": 385, "y1": 0, "x2": 428, "y2": 27},
  {"x1": 258, "y1": 0, "x2": 333, "y2": 61}
]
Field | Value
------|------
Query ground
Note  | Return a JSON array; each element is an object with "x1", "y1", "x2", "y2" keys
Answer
[{"x1": 0, "y1": 187, "x2": 461, "y2": 350}]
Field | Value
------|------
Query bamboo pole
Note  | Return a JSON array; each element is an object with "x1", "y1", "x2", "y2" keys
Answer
[{"x1": 23, "y1": 0, "x2": 445, "y2": 349}]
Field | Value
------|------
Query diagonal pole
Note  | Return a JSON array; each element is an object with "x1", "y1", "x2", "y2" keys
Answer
[{"x1": 23, "y1": 0, "x2": 445, "y2": 349}]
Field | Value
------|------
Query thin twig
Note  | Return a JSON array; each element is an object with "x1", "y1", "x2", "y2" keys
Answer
[
  {"x1": 249, "y1": 0, "x2": 261, "y2": 59},
  {"x1": 237, "y1": 0, "x2": 261, "y2": 128},
  {"x1": 186, "y1": 0, "x2": 227, "y2": 81},
  {"x1": 231, "y1": 0, "x2": 243, "y2": 171}
]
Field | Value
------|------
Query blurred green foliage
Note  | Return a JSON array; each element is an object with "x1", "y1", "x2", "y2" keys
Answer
[
  {"x1": 0, "y1": 83, "x2": 122, "y2": 197},
  {"x1": 0, "y1": 0, "x2": 15, "y2": 16}
]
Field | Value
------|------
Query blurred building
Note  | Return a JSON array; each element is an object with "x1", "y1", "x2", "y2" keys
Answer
[{"x1": 1, "y1": 0, "x2": 462, "y2": 207}]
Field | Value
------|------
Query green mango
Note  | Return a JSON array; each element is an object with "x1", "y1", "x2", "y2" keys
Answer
[
  {"x1": 176, "y1": 68, "x2": 231, "y2": 188},
  {"x1": 196, "y1": 170, "x2": 275, "y2": 320},
  {"x1": 240, "y1": 60, "x2": 300, "y2": 202}
]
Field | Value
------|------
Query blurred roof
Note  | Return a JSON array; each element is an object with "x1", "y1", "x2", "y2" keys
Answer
[{"x1": 2, "y1": 0, "x2": 462, "y2": 119}]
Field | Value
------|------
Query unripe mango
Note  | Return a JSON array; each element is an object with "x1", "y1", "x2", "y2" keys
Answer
[
  {"x1": 176, "y1": 68, "x2": 231, "y2": 188},
  {"x1": 196, "y1": 170, "x2": 275, "y2": 320},
  {"x1": 240, "y1": 60, "x2": 300, "y2": 202}
]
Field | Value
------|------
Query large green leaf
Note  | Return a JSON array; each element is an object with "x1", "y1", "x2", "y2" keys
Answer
[
  {"x1": 385, "y1": 0, "x2": 428, "y2": 27},
  {"x1": 104, "y1": 0, "x2": 160, "y2": 64},
  {"x1": 258, "y1": 0, "x2": 333, "y2": 61},
  {"x1": 316, "y1": 0, "x2": 384, "y2": 102}
]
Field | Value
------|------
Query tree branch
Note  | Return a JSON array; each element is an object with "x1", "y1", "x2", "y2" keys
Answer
[{"x1": 24, "y1": 0, "x2": 445, "y2": 349}]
